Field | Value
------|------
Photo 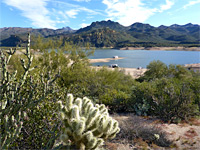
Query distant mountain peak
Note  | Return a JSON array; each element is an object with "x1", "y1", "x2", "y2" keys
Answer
[
  {"x1": 76, "y1": 20, "x2": 125, "y2": 33},
  {"x1": 170, "y1": 24, "x2": 181, "y2": 27},
  {"x1": 61, "y1": 26, "x2": 73, "y2": 31},
  {"x1": 130, "y1": 22, "x2": 153, "y2": 27}
]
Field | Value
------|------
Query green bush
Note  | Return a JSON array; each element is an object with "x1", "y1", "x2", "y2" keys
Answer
[
  {"x1": 137, "y1": 60, "x2": 168, "y2": 82},
  {"x1": 131, "y1": 75, "x2": 199, "y2": 122},
  {"x1": 152, "y1": 78, "x2": 199, "y2": 122},
  {"x1": 137, "y1": 60, "x2": 192, "y2": 82}
]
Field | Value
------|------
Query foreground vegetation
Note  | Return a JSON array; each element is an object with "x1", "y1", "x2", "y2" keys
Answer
[{"x1": 0, "y1": 34, "x2": 199, "y2": 149}]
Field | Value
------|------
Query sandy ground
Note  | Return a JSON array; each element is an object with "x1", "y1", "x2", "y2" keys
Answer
[
  {"x1": 89, "y1": 57, "x2": 124, "y2": 63},
  {"x1": 91, "y1": 66, "x2": 147, "y2": 78},
  {"x1": 110, "y1": 114, "x2": 200, "y2": 150}
]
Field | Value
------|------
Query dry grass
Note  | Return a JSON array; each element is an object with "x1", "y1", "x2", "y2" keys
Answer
[
  {"x1": 104, "y1": 113, "x2": 200, "y2": 150},
  {"x1": 104, "y1": 113, "x2": 173, "y2": 150}
]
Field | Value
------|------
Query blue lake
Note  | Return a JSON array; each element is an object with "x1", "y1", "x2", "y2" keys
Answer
[{"x1": 88, "y1": 49, "x2": 200, "y2": 68}]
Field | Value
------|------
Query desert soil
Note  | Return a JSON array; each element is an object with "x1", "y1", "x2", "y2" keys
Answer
[{"x1": 105, "y1": 114, "x2": 200, "y2": 150}]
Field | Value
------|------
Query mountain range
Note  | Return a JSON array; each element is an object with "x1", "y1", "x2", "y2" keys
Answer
[{"x1": 0, "y1": 20, "x2": 199, "y2": 47}]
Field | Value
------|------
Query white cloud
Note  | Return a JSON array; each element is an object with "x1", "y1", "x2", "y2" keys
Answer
[
  {"x1": 159, "y1": 0, "x2": 174, "y2": 12},
  {"x1": 65, "y1": 6, "x2": 102, "y2": 19},
  {"x1": 66, "y1": 9, "x2": 79, "y2": 18},
  {"x1": 3, "y1": 0, "x2": 56, "y2": 29},
  {"x1": 102, "y1": 0, "x2": 175, "y2": 26},
  {"x1": 183, "y1": 0, "x2": 200, "y2": 9},
  {"x1": 80, "y1": 23, "x2": 90, "y2": 28},
  {"x1": 102, "y1": 0, "x2": 157, "y2": 26}
]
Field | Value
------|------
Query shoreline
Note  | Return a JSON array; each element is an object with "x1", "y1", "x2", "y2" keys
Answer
[
  {"x1": 91, "y1": 66, "x2": 147, "y2": 78},
  {"x1": 89, "y1": 57, "x2": 124, "y2": 63},
  {"x1": 118, "y1": 46, "x2": 200, "y2": 51}
]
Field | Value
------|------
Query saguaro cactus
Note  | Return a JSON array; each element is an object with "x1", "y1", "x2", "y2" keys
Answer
[{"x1": 58, "y1": 94, "x2": 120, "y2": 150}]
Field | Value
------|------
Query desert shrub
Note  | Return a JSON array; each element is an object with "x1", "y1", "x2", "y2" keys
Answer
[
  {"x1": 136, "y1": 125, "x2": 172, "y2": 147},
  {"x1": 112, "y1": 114, "x2": 172, "y2": 148},
  {"x1": 137, "y1": 60, "x2": 168, "y2": 82},
  {"x1": 128, "y1": 82, "x2": 155, "y2": 116},
  {"x1": 152, "y1": 78, "x2": 199, "y2": 122},
  {"x1": 167, "y1": 64, "x2": 192, "y2": 79},
  {"x1": 130, "y1": 77, "x2": 199, "y2": 122},
  {"x1": 12, "y1": 71, "x2": 64, "y2": 149},
  {"x1": 39, "y1": 51, "x2": 135, "y2": 112},
  {"x1": 138, "y1": 60, "x2": 192, "y2": 82},
  {"x1": 92, "y1": 68, "x2": 134, "y2": 112},
  {"x1": 189, "y1": 75, "x2": 200, "y2": 110},
  {"x1": 134, "y1": 60, "x2": 200, "y2": 122}
]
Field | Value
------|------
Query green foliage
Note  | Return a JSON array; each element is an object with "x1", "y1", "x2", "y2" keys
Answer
[
  {"x1": 0, "y1": 34, "x2": 61, "y2": 149},
  {"x1": 13, "y1": 71, "x2": 63, "y2": 149},
  {"x1": 152, "y1": 78, "x2": 199, "y2": 122},
  {"x1": 132, "y1": 61, "x2": 200, "y2": 122},
  {"x1": 57, "y1": 94, "x2": 120, "y2": 150},
  {"x1": 138, "y1": 60, "x2": 193, "y2": 82},
  {"x1": 130, "y1": 78, "x2": 199, "y2": 122},
  {"x1": 137, "y1": 60, "x2": 168, "y2": 81}
]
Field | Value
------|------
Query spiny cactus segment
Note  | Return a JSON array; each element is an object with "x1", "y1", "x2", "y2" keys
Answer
[{"x1": 58, "y1": 94, "x2": 120, "y2": 150}]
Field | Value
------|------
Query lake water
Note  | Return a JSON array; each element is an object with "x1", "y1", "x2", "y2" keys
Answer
[{"x1": 88, "y1": 49, "x2": 200, "y2": 68}]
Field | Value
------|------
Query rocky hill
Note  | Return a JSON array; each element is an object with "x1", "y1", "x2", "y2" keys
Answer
[{"x1": 0, "y1": 20, "x2": 199, "y2": 47}]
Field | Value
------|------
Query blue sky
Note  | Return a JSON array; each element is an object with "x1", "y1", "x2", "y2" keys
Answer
[{"x1": 1, "y1": 0, "x2": 200, "y2": 29}]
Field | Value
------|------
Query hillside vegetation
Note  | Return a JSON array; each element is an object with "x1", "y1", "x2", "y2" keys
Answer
[{"x1": 1, "y1": 20, "x2": 199, "y2": 47}]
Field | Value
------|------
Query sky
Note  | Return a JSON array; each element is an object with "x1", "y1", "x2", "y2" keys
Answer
[{"x1": 0, "y1": 0, "x2": 200, "y2": 29}]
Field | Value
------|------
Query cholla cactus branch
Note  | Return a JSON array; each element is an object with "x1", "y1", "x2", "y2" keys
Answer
[
  {"x1": 19, "y1": 33, "x2": 34, "y2": 87},
  {"x1": 6, "y1": 48, "x2": 16, "y2": 64},
  {"x1": 58, "y1": 94, "x2": 120, "y2": 150},
  {"x1": 0, "y1": 33, "x2": 60, "y2": 149}
]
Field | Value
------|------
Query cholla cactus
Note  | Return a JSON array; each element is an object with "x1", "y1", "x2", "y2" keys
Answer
[
  {"x1": 0, "y1": 33, "x2": 58, "y2": 149},
  {"x1": 58, "y1": 94, "x2": 120, "y2": 150},
  {"x1": 0, "y1": 33, "x2": 34, "y2": 149}
]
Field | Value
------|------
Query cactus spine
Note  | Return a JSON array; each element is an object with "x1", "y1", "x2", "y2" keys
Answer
[{"x1": 58, "y1": 94, "x2": 120, "y2": 150}]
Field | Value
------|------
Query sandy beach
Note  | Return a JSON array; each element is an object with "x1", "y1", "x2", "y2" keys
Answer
[{"x1": 89, "y1": 57, "x2": 124, "y2": 63}]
